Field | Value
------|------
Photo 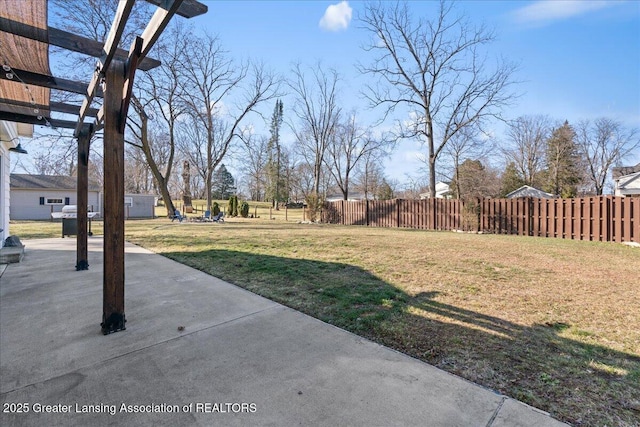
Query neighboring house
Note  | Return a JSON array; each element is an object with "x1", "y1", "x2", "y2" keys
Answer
[
  {"x1": 10, "y1": 174, "x2": 157, "y2": 220},
  {"x1": 1, "y1": 121, "x2": 33, "y2": 244},
  {"x1": 613, "y1": 163, "x2": 640, "y2": 197},
  {"x1": 10, "y1": 174, "x2": 102, "y2": 220},
  {"x1": 614, "y1": 171, "x2": 640, "y2": 197},
  {"x1": 420, "y1": 182, "x2": 453, "y2": 199},
  {"x1": 506, "y1": 185, "x2": 554, "y2": 199}
]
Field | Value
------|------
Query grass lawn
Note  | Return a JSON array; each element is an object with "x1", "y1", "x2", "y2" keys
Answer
[{"x1": 10, "y1": 218, "x2": 640, "y2": 426}]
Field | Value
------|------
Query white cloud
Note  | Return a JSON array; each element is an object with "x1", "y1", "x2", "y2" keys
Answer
[
  {"x1": 319, "y1": 1, "x2": 352, "y2": 32},
  {"x1": 512, "y1": 0, "x2": 621, "y2": 26}
]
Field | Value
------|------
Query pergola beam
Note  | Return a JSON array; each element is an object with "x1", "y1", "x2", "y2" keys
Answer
[
  {"x1": 139, "y1": 0, "x2": 186, "y2": 60},
  {"x1": 0, "y1": 67, "x2": 101, "y2": 96},
  {"x1": 102, "y1": 0, "x2": 137, "y2": 72},
  {"x1": 0, "y1": 17, "x2": 161, "y2": 71},
  {"x1": 144, "y1": 0, "x2": 207, "y2": 18},
  {"x1": 0, "y1": 111, "x2": 89, "y2": 130},
  {"x1": 0, "y1": 98, "x2": 99, "y2": 117},
  {"x1": 50, "y1": 101, "x2": 99, "y2": 117}
]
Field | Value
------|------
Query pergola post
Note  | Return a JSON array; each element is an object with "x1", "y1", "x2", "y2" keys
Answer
[
  {"x1": 101, "y1": 60, "x2": 126, "y2": 335},
  {"x1": 76, "y1": 127, "x2": 90, "y2": 271}
]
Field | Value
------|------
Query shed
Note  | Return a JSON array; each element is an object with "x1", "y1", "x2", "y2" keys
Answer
[
  {"x1": 506, "y1": 185, "x2": 554, "y2": 199},
  {"x1": 10, "y1": 174, "x2": 101, "y2": 220},
  {"x1": 124, "y1": 194, "x2": 156, "y2": 218}
]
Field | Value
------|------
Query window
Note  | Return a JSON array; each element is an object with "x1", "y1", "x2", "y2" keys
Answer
[
  {"x1": 45, "y1": 198, "x2": 64, "y2": 205},
  {"x1": 124, "y1": 197, "x2": 133, "y2": 207}
]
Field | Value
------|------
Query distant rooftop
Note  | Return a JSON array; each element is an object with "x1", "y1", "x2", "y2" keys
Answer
[
  {"x1": 506, "y1": 185, "x2": 554, "y2": 199},
  {"x1": 612, "y1": 163, "x2": 640, "y2": 180},
  {"x1": 10, "y1": 174, "x2": 101, "y2": 192}
]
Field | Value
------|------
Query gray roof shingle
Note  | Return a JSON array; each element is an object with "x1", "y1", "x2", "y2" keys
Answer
[{"x1": 10, "y1": 174, "x2": 101, "y2": 192}]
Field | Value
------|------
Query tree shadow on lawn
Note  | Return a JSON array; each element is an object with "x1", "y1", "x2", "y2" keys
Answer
[{"x1": 163, "y1": 249, "x2": 640, "y2": 426}]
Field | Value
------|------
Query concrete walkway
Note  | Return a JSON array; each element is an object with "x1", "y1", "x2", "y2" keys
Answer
[{"x1": 0, "y1": 238, "x2": 568, "y2": 427}]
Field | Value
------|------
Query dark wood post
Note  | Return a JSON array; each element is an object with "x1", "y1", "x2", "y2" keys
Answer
[
  {"x1": 101, "y1": 60, "x2": 126, "y2": 335},
  {"x1": 76, "y1": 127, "x2": 91, "y2": 270}
]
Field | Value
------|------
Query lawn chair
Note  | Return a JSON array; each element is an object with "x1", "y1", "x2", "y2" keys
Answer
[
  {"x1": 202, "y1": 210, "x2": 212, "y2": 221},
  {"x1": 171, "y1": 209, "x2": 186, "y2": 223},
  {"x1": 212, "y1": 211, "x2": 224, "y2": 223}
]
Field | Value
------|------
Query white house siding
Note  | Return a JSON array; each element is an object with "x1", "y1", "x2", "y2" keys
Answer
[
  {"x1": 0, "y1": 144, "x2": 10, "y2": 243},
  {"x1": 614, "y1": 172, "x2": 640, "y2": 196},
  {"x1": 10, "y1": 189, "x2": 101, "y2": 220}
]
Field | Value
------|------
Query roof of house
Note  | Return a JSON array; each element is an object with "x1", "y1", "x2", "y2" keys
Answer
[
  {"x1": 612, "y1": 163, "x2": 640, "y2": 180},
  {"x1": 10, "y1": 174, "x2": 101, "y2": 192},
  {"x1": 615, "y1": 171, "x2": 640, "y2": 192},
  {"x1": 506, "y1": 185, "x2": 554, "y2": 199}
]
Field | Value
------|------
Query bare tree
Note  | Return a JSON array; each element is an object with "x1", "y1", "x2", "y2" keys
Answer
[
  {"x1": 359, "y1": 0, "x2": 518, "y2": 197},
  {"x1": 353, "y1": 149, "x2": 388, "y2": 200},
  {"x1": 324, "y1": 112, "x2": 392, "y2": 200},
  {"x1": 179, "y1": 33, "x2": 280, "y2": 211},
  {"x1": 575, "y1": 118, "x2": 640, "y2": 195},
  {"x1": 127, "y1": 95, "x2": 179, "y2": 216},
  {"x1": 124, "y1": 141, "x2": 153, "y2": 194},
  {"x1": 502, "y1": 115, "x2": 550, "y2": 188},
  {"x1": 289, "y1": 162, "x2": 316, "y2": 205},
  {"x1": 289, "y1": 63, "x2": 341, "y2": 216},
  {"x1": 239, "y1": 134, "x2": 269, "y2": 202}
]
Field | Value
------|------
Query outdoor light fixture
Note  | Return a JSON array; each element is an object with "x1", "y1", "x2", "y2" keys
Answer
[{"x1": 9, "y1": 143, "x2": 28, "y2": 154}]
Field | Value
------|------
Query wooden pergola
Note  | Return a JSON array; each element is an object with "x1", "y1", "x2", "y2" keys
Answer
[{"x1": 0, "y1": 0, "x2": 206, "y2": 334}]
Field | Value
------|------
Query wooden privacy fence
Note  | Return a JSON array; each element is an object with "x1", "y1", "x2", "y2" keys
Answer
[{"x1": 322, "y1": 196, "x2": 640, "y2": 243}]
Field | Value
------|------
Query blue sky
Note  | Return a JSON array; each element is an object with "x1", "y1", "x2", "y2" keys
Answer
[
  {"x1": 16, "y1": 1, "x2": 638, "y2": 189},
  {"x1": 187, "y1": 0, "x2": 640, "y2": 186}
]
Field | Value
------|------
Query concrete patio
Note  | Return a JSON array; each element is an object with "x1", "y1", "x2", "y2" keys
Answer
[{"x1": 0, "y1": 237, "x2": 568, "y2": 426}]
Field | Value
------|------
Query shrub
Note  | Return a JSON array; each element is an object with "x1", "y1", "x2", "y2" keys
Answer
[
  {"x1": 305, "y1": 192, "x2": 323, "y2": 222},
  {"x1": 240, "y1": 201, "x2": 249, "y2": 218},
  {"x1": 227, "y1": 195, "x2": 239, "y2": 217},
  {"x1": 227, "y1": 196, "x2": 234, "y2": 216}
]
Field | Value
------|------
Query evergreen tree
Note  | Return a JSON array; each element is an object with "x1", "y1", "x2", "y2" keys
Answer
[
  {"x1": 451, "y1": 159, "x2": 497, "y2": 200},
  {"x1": 265, "y1": 99, "x2": 287, "y2": 208},
  {"x1": 376, "y1": 179, "x2": 394, "y2": 200},
  {"x1": 212, "y1": 164, "x2": 236, "y2": 200},
  {"x1": 499, "y1": 162, "x2": 525, "y2": 197},
  {"x1": 543, "y1": 121, "x2": 582, "y2": 197}
]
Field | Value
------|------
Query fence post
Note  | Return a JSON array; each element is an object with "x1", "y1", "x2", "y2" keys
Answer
[
  {"x1": 633, "y1": 197, "x2": 640, "y2": 243},
  {"x1": 366, "y1": 199, "x2": 370, "y2": 226}
]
